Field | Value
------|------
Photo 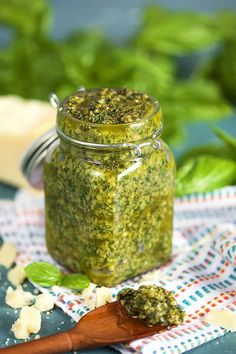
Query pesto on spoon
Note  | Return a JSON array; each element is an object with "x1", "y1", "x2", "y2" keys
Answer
[{"x1": 117, "y1": 285, "x2": 186, "y2": 326}]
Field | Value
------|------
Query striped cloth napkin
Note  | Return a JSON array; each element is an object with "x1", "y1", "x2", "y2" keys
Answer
[{"x1": 0, "y1": 186, "x2": 235, "y2": 354}]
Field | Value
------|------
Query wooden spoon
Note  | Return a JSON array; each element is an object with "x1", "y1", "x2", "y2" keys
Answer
[{"x1": 0, "y1": 301, "x2": 169, "y2": 354}]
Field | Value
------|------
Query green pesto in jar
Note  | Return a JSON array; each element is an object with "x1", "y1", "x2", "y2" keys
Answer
[
  {"x1": 44, "y1": 88, "x2": 175, "y2": 287},
  {"x1": 117, "y1": 285, "x2": 186, "y2": 326}
]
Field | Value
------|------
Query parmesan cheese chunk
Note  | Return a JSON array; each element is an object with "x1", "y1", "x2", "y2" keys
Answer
[
  {"x1": 86, "y1": 299, "x2": 96, "y2": 310},
  {"x1": 11, "y1": 319, "x2": 29, "y2": 340},
  {"x1": 6, "y1": 286, "x2": 34, "y2": 308},
  {"x1": 140, "y1": 269, "x2": 161, "y2": 282},
  {"x1": 34, "y1": 293, "x2": 54, "y2": 312},
  {"x1": 81, "y1": 282, "x2": 97, "y2": 299},
  {"x1": 12, "y1": 306, "x2": 41, "y2": 339},
  {"x1": 0, "y1": 242, "x2": 17, "y2": 268},
  {"x1": 7, "y1": 264, "x2": 27, "y2": 286},
  {"x1": 20, "y1": 306, "x2": 41, "y2": 333},
  {"x1": 81, "y1": 283, "x2": 97, "y2": 310},
  {"x1": 95, "y1": 287, "x2": 113, "y2": 307},
  {"x1": 205, "y1": 309, "x2": 236, "y2": 331}
]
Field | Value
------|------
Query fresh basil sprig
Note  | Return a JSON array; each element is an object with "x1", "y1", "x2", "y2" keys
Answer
[
  {"x1": 0, "y1": 0, "x2": 233, "y2": 148},
  {"x1": 25, "y1": 262, "x2": 90, "y2": 289}
]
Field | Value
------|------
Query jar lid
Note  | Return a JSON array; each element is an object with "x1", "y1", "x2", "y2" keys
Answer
[{"x1": 20, "y1": 127, "x2": 58, "y2": 189}]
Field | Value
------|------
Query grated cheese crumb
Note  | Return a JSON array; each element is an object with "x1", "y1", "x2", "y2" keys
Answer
[
  {"x1": 7, "y1": 264, "x2": 27, "y2": 287},
  {"x1": 34, "y1": 293, "x2": 54, "y2": 312},
  {"x1": 205, "y1": 309, "x2": 236, "y2": 331},
  {"x1": 6, "y1": 286, "x2": 34, "y2": 308},
  {"x1": 0, "y1": 242, "x2": 17, "y2": 268},
  {"x1": 11, "y1": 306, "x2": 41, "y2": 339}
]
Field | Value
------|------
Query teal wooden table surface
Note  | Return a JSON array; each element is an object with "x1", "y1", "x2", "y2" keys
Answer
[{"x1": 1, "y1": 118, "x2": 236, "y2": 353}]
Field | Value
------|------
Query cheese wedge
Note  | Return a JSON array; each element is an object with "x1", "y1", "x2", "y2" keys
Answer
[{"x1": 0, "y1": 95, "x2": 56, "y2": 188}]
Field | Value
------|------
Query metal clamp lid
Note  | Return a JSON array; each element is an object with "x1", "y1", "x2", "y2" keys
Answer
[
  {"x1": 20, "y1": 127, "x2": 58, "y2": 189},
  {"x1": 57, "y1": 126, "x2": 161, "y2": 158}
]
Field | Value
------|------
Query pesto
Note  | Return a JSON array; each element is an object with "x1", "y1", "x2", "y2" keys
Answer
[
  {"x1": 117, "y1": 285, "x2": 186, "y2": 326},
  {"x1": 44, "y1": 88, "x2": 175, "y2": 287},
  {"x1": 61, "y1": 87, "x2": 154, "y2": 124}
]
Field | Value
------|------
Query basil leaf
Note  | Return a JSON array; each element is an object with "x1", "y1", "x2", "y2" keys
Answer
[
  {"x1": 135, "y1": 6, "x2": 222, "y2": 55},
  {"x1": 25, "y1": 262, "x2": 62, "y2": 287},
  {"x1": 162, "y1": 80, "x2": 232, "y2": 122},
  {"x1": 178, "y1": 144, "x2": 235, "y2": 166},
  {"x1": 176, "y1": 155, "x2": 236, "y2": 197},
  {"x1": 0, "y1": 0, "x2": 50, "y2": 36},
  {"x1": 210, "y1": 39, "x2": 236, "y2": 101},
  {"x1": 214, "y1": 127, "x2": 236, "y2": 152},
  {"x1": 61, "y1": 274, "x2": 90, "y2": 289},
  {"x1": 216, "y1": 11, "x2": 236, "y2": 41}
]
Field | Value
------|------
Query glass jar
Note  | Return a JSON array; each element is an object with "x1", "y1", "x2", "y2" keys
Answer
[{"x1": 44, "y1": 88, "x2": 175, "y2": 287}]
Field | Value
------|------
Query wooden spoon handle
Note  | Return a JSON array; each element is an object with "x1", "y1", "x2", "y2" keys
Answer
[{"x1": 0, "y1": 332, "x2": 73, "y2": 354}]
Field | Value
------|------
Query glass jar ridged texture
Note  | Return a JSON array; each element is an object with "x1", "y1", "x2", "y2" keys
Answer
[{"x1": 44, "y1": 88, "x2": 175, "y2": 287}]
